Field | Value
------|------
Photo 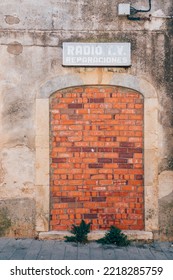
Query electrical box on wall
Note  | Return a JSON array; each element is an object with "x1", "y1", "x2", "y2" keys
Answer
[{"x1": 118, "y1": 3, "x2": 130, "y2": 16}]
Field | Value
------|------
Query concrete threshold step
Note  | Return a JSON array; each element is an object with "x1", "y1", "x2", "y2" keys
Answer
[{"x1": 39, "y1": 230, "x2": 153, "y2": 241}]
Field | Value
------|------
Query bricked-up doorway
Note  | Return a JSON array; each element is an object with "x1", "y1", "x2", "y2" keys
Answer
[{"x1": 50, "y1": 86, "x2": 144, "y2": 231}]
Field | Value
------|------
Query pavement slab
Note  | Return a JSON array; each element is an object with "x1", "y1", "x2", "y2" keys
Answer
[
  {"x1": 0, "y1": 238, "x2": 172, "y2": 260},
  {"x1": 126, "y1": 245, "x2": 143, "y2": 260},
  {"x1": 64, "y1": 243, "x2": 78, "y2": 260},
  {"x1": 77, "y1": 243, "x2": 90, "y2": 260},
  {"x1": 0, "y1": 239, "x2": 24, "y2": 260},
  {"x1": 137, "y1": 247, "x2": 156, "y2": 260},
  {"x1": 0, "y1": 238, "x2": 11, "y2": 251},
  {"x1": 102, "y1": 245, "x2": 116, "y2": 260},
  {"x1": 89, "y1": 243, "x2": 103, "y2": 260},
  {"x1": 37, "y1": 240, "x2": 55, "y2": 260},
  {"x1": 23, "y1": 240, "x2": 43, "y2": 260},
  {"x1": 51, "y1": 241, "x2": 66, "y2": 260}
]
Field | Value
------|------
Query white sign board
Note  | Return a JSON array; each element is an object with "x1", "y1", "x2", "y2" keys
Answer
[{"x1": 63, "y1": 42, "x2": 131, "y2": 66}]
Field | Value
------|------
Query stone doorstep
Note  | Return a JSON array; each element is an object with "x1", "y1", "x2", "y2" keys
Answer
[{"x1": 39, "y1": 230, "x2": 153, "y2": 241}]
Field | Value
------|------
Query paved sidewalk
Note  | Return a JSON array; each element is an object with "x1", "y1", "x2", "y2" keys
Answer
[{"x1": 0, "y1": 238, "x2": 173, "y2": 260}]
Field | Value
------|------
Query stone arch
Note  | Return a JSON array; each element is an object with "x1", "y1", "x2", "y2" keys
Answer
[
  {"x1": 35, "y1": 73, "x2": 159, "y2": 236},
  {"x1": 37, "y1": 73, "x2": 157, "y2": 99}
]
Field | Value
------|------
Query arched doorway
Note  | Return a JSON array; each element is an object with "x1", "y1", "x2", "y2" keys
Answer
[{"x1": 49, "y1": 86, "x2": 144, "y2": 231}]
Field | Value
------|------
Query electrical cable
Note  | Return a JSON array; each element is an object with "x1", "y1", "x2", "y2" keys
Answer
[
  {"x1": 135, "y1": 0, "x2": 151, "y2": 13},
  {"x1": 126, "y1": 1, "x2": 172, "y2": 21},
  {"x1": 128, "y1": 0, "x2": 152, "y2": 20}
]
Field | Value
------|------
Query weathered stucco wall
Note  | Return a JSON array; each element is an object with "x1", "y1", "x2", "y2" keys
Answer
[{"x1": 0, "y1": 0, "x2": 173, "y2": 239}]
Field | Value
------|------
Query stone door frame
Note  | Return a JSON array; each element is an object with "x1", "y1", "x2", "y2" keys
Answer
[{"x1": 35, "y1": 73, "x2": 159, "y2": 235}]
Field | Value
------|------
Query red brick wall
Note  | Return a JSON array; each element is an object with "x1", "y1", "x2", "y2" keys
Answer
[{"x1": 50, "y1": 86, "x2": 144, "y2": 231}]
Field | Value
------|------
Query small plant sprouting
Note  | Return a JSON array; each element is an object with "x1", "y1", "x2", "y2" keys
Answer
[
  {"x1": 168, "y1": 157, "x2": 173, "y2": 170},
  {"x1": 64, "y1": 220, "x2": 91, "y2": 244},
  {"x1": 96, "y1": 225, "x2": 130, "y2": 246}
]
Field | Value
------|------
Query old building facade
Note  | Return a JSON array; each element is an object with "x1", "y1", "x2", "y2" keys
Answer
[{"x1": 0, "y1": 0, "x2": 173, "y2": 240}]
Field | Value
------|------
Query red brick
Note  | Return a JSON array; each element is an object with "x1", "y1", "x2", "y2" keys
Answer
[
  {"x1": 53, "y1": 104, "x2": 68, "y2": 109},
  {"x1": 120, "y1": 142, "x2": 135, "y2": 147},
  {"x1": 83, "y1": 114, "x2": 98, "y2": 120},
  {"x1": 84, "y1": 169, "x2": 98, "y2": 174},
  {"x1": 68, "y1": 103, "x2": 83, "y2": 108},
  {"x1": 61, "y1": 197, "x2": 76, "y2": 203},
  {"x1": 50, "y1": 86, "x2": 144, "y2": 231},
  {"x1": 113, "y1": 159, "x2": 128, "y2": 163},
  {"x1": 100, "y1": 114, "x2": 113, "y2": 119},
  {"x1": 82, "y1": 147, "x2": 97, "y2": 152},
  {"x1": 98, "y1": 169, "x2": 113, "y2": 174},
  {"x1": 98, "y1": 158, "x2": 112, "y2": 163},
  {"x1": 54, "y1": 169, "x2": 68, "y2": 174},
  {"x1": 57, "y1": 163, "x2": 71, "y2": 169},
  {"x1": 89, "y1": 98, "x2": 104, "y2": 103},
  {"x1": 119, "y1": 153, "x2": 133, "y2": 158},
  {"x1": 52, "y1": 158, "x2": 66, "y2": 163},
  {"x1": 113, "y1": 148, "x2": 127, "y2": 153},
  {"x1": 100, "y1": 180, "x2": 113, "y2": 185},
  {"x1": 128, "y1": 148, "x2": 143, "y2": 153},
  {"x1": 67, "y1": 147, "x2": 81, "y2": 152},
  {"x1": 98, "y1": 148, "x2": 112, "y2": 152},
  {"x1": 84, "y1": 179, "x2": 98, "y2": 185},
  {"x1": 83, "y1": 136, "x2": 98, "y2": 141},
  {"x1": 91, "y1": 174, "x2": 106, "y2": 179},
  {"x1": 91, "y1": 142, "x2": 105, "y2": 147},
  {"x1": 119, "y1": 164, "x2": 133, "y2": 169},
  {"x1": 75, "y1": 142, "x2": 90, "y2": 147},
  {"x1": 53, "y1": 114, "x2": 60, "y2": 120},
  {"x1": 69, "y1": 125, "x2": 83, "y2": 130},
  {"x1": 104, "y1": 163, "x2": 118, "y2": 168},
  {"x1": 88, "y1": 164, "x2": 104, "y2": 168},
  {"x1": 69, "y1": 114, "x2": 83, "y2": 120},
  {"x1": 83, "y1": 158, "x2": 97, "y2": 163},
  {"x1": 135, "y1": 175, "x2": 143, "y2": 180},
  {"x1": 89, "y1": 131, "x2": 105, "y2": 136},
  {"x1": 84, "y1": 214, "x2": 98, "y2": 219},
  {"x1": 68, "y1": 136, "x2": 82, "y2": 142},
  {"x1": 92, "y1": 197, "x2": 106, "y2": 202}
]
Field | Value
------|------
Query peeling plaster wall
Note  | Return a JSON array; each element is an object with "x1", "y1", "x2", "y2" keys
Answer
[{"x1": 0, "y1": 0, "x2": 173, "y2": 239}]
